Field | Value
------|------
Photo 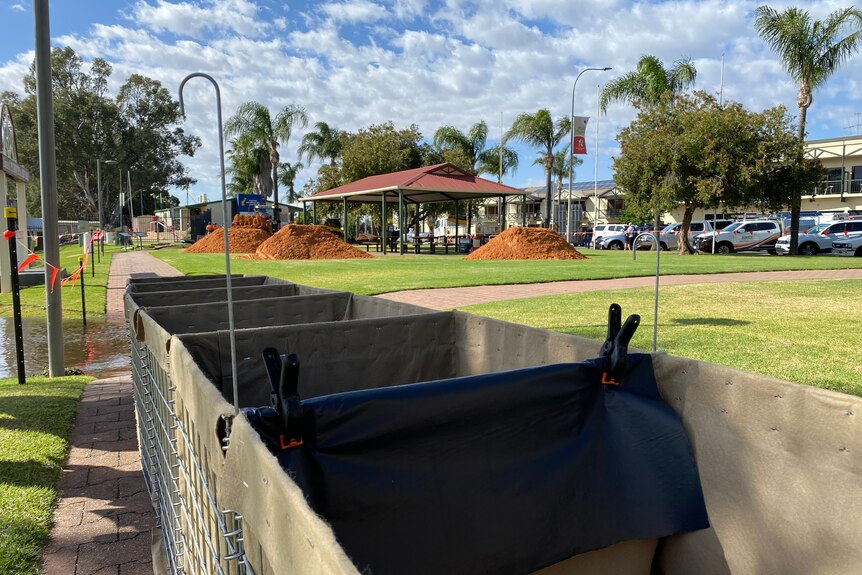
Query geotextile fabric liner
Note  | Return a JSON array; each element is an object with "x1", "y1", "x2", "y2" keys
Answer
[
  {"x1": 272, "y1": 353, "x2": 708, "y2": 575},
  {"x1": 130, "y1": 279, "x2": 862, "y2": 575}
]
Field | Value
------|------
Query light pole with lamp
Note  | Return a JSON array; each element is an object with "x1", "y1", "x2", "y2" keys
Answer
[
  {"x1": 568, "y1": 66, "x2": 611, "y2": 243},
  {"x1": 96, "y1": 158, "x2": 116, "y2": 254}
]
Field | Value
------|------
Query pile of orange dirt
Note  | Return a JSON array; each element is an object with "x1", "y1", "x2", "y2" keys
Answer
[
  {"x1": 465, "y1": 227, "x2": 589, "y2": 260},
  {"x1": 253, "y1": 224, "x2": 373, "y2": 260},
  {"x1": 186, "y1": 226, "x2": 272, "y2": 254},
  {"x1": 232, "y1": 213, "x2": 272, "y2": 232}
]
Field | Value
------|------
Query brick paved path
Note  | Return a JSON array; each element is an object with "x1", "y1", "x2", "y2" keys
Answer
[
  {"x1": 42, "y1": 252, "x2": 181, "y2": 575},
  {"x1": 376, "y1": 267, "x2": 862, "y2": 310}
]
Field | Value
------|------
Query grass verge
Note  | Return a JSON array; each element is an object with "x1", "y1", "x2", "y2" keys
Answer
[
  {"x1": 462, "y1": 278, "x2": 862, "y2": 396},
  {"x1": 0, "y1": 244, "x2": 121, "y2": 319},
  {"x1": 0, "y1": 375, "x2": 90, "y2": 575},
  {"x1": 152, "y1": 249, "x2": 862, "y2": 295}
]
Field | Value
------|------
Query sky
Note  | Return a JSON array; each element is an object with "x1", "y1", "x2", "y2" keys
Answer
[{"x1": 2, "y1": 0, "x2": 861, "y2": 204}]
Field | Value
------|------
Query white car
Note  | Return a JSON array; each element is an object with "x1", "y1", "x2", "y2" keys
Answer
[
  {"x1": 659, "y1": 220, "x2": 733, "y2": 251},
  {"x1": 832, "y1": 234, "x2": 862, "y2": 257},
  {"x1": 595, "y1": 230, "x2": 654, "y2": 250},
  {"x1": 775, "y1": 220, "x2": 862, "y2": 255},
  {"x1": 590, "y1": 224, "x2": 627, "y2": 248},
  {"x1": 694, "y1": 220, "x2": 782, "y2": 254}
]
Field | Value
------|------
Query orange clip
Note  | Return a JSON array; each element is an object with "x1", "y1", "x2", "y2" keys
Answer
[
  {"x1": 279, "y1": 435, "x2": 303, "y2": 450},
  {"x1": 601, "y1": 372, "x2": 619, "y2": 386}
]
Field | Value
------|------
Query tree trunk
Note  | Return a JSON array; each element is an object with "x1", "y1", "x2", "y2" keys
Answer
[
  {"x1": 271, "y1": 148, "x2": 280, "y2": 228},
  {"x1": 678, "y1": 204, "x2": 696, "y2": 254},
  {"x1": 544, "y1": 164, "x2": 553, "y2": 228},
  {"x1": 789, "y1": 101, "x2": 809, "y2": 256}
]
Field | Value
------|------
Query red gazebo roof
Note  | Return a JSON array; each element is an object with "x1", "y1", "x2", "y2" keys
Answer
[{"x1": 306, "y1": 163, "x2": 526, "y2": 204}]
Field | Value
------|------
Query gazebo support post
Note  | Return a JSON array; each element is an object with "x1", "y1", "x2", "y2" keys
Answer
[
  {"x1": 455, "y1": 200, "x2": 460, "y2": 245},
  {"x1": 342, "y1": 198, "x2": 348, "y2": 242},
  {"x1": 501, "y1": 195, "x2": 507, "y2": 231},
  {"x1": 522, "y1": 194, "x2": 527, "y2": 226},
  {"x1": 398, "y1": 191, "x2": 406, "y2": 255},
  {"x1": 381, "y1": 194, "x2": 387, "y2": 251}
]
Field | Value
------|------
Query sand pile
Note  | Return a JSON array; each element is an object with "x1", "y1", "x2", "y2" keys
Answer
[
  {"x1": 232, "y1": 213, "x2": 272, "y2": 232},
  {"x1": 465, "y1": 227, "x2": 589, "y2": 260},
  {"x1": 186, "y1": 225, "x2": 272, "y2": 254},
  {"x1": 253, "y1": 224, "x2": 373, "y2": 260}
]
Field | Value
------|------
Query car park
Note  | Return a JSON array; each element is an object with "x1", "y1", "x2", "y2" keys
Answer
[
  {"x1": 694, "y1": 220, "x2": 782, "y2": 254},
  {"x1": 832, "y1": 234, "x2": 862, "y2": 257},
  {"x1": 659, "y1": 220, "x2": 733, "y2": 251},
  {"x1": 775, "y1": 220, "x2": 862, "y2": 255}
]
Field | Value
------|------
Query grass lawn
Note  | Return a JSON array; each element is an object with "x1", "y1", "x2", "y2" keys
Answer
[
  {"x1": 152, "y1": 248, "x2": 862, "y2": 295},
  {"x1": 0, "y1": 375, "x2": 90, "y2": 575},
  {"x1": 462, "y1": 279, "x2": 862, "y2": 396},
  {"x1": 0, "y1": 244, "x2": 121, "y2": 319}
]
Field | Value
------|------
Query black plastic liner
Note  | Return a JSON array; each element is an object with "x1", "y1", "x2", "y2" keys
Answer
[{"x1": 260, "y1": 353, "x2": 708, "y2": 575}]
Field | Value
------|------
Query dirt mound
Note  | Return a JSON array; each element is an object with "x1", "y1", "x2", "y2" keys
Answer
[
  {"x1": 253, "y1": 224, "x2": 373, "y2": 260},
  {"x1": 465, "y1": 227, "x2": 589, "y2": 260},
  {"x1": 186, "y1": 226, "x2": 272, "y2": 254},
  {"x1": 232, "y1": 213, "x2": 272, "y2": 232}
]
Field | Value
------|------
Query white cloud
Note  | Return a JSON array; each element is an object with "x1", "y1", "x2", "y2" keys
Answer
[
  {"x1": 321, "y1": 0, "x2": 388, "y2": 23},
  {"x1": 10, "y1": 3, "x2": 25, "y2": 12},
  {"x1": 1, "y1": 0, "x2": 859, "y2": 198}
]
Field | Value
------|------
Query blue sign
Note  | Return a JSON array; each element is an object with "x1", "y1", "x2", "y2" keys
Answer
[{"x1": 236, "y1": 194, "x2": 263, "y2": 213}]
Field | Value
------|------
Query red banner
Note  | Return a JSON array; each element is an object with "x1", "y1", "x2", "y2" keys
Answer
[{"x1": 572, "y1": 116, "x2": 590, "y2": 155}]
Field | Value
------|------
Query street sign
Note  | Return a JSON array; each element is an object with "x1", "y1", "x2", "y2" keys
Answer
[{"x1": 237, "y1": 193, "x2": 263, "y2": 213}]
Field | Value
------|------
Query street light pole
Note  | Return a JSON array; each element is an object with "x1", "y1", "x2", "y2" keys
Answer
[{"x1": 568, "y1": 66, "x2": 611, "y2": 243}]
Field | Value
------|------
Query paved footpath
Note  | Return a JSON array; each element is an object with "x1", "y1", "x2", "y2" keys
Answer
[
  {"x1": 42, "y1": 252, "x2": 181, "y2": 575},
  {"x1": 40, "y1": 252, "x2": 862, "y2": 574},
  {"x1": 376, "y1": 267, "x2": 862, "y2": 310}
]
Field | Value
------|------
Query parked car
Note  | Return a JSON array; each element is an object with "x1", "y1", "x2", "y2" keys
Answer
[
  {"x1": 659, "y1": 220, "x2": 734, "y2": 251},
  {"x1": 590, "y1": 224, "x2": 627, "y2": 248},
  {"x1": 694, "y1": 220, "x2": 782, "y2": 254},
  {"x1": 594, "y1": 231, "x2": 654, "y2": 250},
  {"x1": 774, "y1": 221, "x2": 861, "y2": 255},
  {"x1": 832, "y1": 234, "x2": 862, "y2": 257}
]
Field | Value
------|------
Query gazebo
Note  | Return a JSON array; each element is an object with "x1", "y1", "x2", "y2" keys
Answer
[{"x1": 303, "y1": 163, "x2": 527, "y2": 253}]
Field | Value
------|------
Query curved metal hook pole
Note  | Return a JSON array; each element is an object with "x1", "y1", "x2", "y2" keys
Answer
[
  {"x1": 179, "y1": 73, "x2": 240, "y2": 411},
  {"x1": 632, "y1": 233, "x2": 659, "y2": 352}
]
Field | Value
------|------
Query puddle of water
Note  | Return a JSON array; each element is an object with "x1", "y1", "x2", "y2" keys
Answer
[{"x1": 0, "y1": 316, "x2": 131, "y2": 379}]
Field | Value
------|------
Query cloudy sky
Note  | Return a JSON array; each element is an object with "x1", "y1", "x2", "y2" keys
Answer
[{"x1": 2, "y1": 0, "x2": 860, "y2": 202}]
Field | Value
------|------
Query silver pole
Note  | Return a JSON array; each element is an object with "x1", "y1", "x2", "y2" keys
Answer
[
  {"x1": 569, "y1": 66, "x2": 611, "y2": 244},
  {"x1": 179, "y1": 73, "x2": 240, "y2": 410},
  {"x1": 34, "y1": 0, "x2": 64, "y2": 376},
  {"x1": 128, "y1": 170, "x2": 134, "y2": 227},
  {"x1": 593, "y1": 83, "x2": 600, "y2": 235},
  {"x1": 96, "y1": 159, "x2": 103, "y2": 254}
]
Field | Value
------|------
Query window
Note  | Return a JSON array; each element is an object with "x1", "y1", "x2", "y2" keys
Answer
[
  {"x1": 690, "y1": 223, "x2": 704, "y2": 232},
  {"x1": 847, "y1": 221, "x2": 862, "y2": 233}
]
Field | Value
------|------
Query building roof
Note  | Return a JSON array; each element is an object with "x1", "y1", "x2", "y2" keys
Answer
[
  {"x1": 525, "y1": 179, "x2": 618, "y2": 200},
  {"x1": 306, "y1": 163, "x2": 527, "y2": 204}
]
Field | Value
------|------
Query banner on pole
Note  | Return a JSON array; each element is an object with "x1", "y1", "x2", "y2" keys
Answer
[{"x1": 572, "y1": 116, "x2": 590, "y2": 155}]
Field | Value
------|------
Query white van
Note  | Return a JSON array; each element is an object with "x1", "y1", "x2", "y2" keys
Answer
[{"x1": 591, "y1": 224, "x2": 627, "y2": 248}]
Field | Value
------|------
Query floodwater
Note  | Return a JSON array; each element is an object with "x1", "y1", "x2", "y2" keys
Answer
[{"x1": 0, "y1": 316, "x2": 131, "y2": 379}]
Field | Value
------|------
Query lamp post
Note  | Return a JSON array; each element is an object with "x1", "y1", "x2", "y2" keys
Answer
[
  {"x1": 568, "y1": 66, "x2": 611, "y2": 243},
  {"x1": 96, "y1": 159, "x2": 116, "y2": 254}
]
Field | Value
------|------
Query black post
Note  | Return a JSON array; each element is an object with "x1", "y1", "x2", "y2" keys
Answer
[
  {"x1": 6, "y1": 208, "x2": 25, "y2": 384},
  {"x1": 91, "y1": 243, "x2": 95, "y2": 277},
  {"x1": 78, "y1": 256, "x2": 87, "y2": 326}
]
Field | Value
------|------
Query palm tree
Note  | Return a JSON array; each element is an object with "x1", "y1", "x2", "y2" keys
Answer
[
  {"x1": 541, "y1": 145, "x2": 583, "y2": 231},
  {"x1": 599, "y1": 55, "x2": 697, "y2": 113},
  {"x1": 227, "y1": 133, "x2": 271, "y2": 197},
  {"x1": 755, "y1": 5, "x2": 862, "y2": 254},
  {"x1": 298, "y1": 121, "x2": 343, "y2": 167},
  {"x1": 504, "y1": 110, "x2": 571, "y2": 227},
  {"x1": 278, "y1": 161, "x2": 304, "y2": 204},
  {"x1": 433, "y1": 121, "x2": 518, "y2": 177},
  {"x1": 224, "y1": 101, "x2": 308, "y2": 226}
]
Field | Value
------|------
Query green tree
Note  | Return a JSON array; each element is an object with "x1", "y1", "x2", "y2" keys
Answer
[
  {"x1": 224, "y1": 101, "x2": 308, "y2": 225},
  {"x1": 432, "y1": 121, "x2": 519, "y2": 179},
  {"x1": 278, "y1": 161, "x2": 304, "y2": 204},
  {"x1": 599, "y1": 55, "x2": 697, "y2": 113},
  {"x1": 3, "y1": 47, "x2": 197, "y2": 222},
  {"x1": 613, "y1": 92, "x2": 813, "y2": 254},
  {"x1": 504, "y1": 110, "x2": 571, "y2": 227},
  {"x1": 298, "y1": 121, "x2": 343, "y2": 167},
  {"x1": 227, "y1": 133, "x2": 271, "y2": 197},
  {"x1": 755, "y1": 5, "x2": 862, "y2": 253},
  {"x1": 340, "y1": 122, "x2": 425, "y2": 183}
]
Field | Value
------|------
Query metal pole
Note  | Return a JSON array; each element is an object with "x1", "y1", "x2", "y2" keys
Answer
[
  {"x1": 7, "y1": 208, "x2": 25, "y2": 384},
  {"x1": 96, "y1": 159, "x2": 103, "y2": 253},
  {"x1": 128, "y1": 170, "x2": 134, "y2": 228},
  {"x1": 78, "y1": 255, "x2": 86, "y2": 327},
  {"x1": 569, "y1": 66, "x2": 611, "y2": 244},
  {"x1": 34, "y1": 0, "x2": 64, "y2": 377},
  {"x1": 179, "y1": 73, "x2": 240, "y2": 410}
]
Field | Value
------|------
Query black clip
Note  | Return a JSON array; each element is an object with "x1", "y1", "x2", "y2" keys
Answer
[
  {"x1": 599, "y1": 304, "x2": 640, "y2": 386},
  {"x1": 261, "y1": 347, "x2": 304, "y2": 450}
]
